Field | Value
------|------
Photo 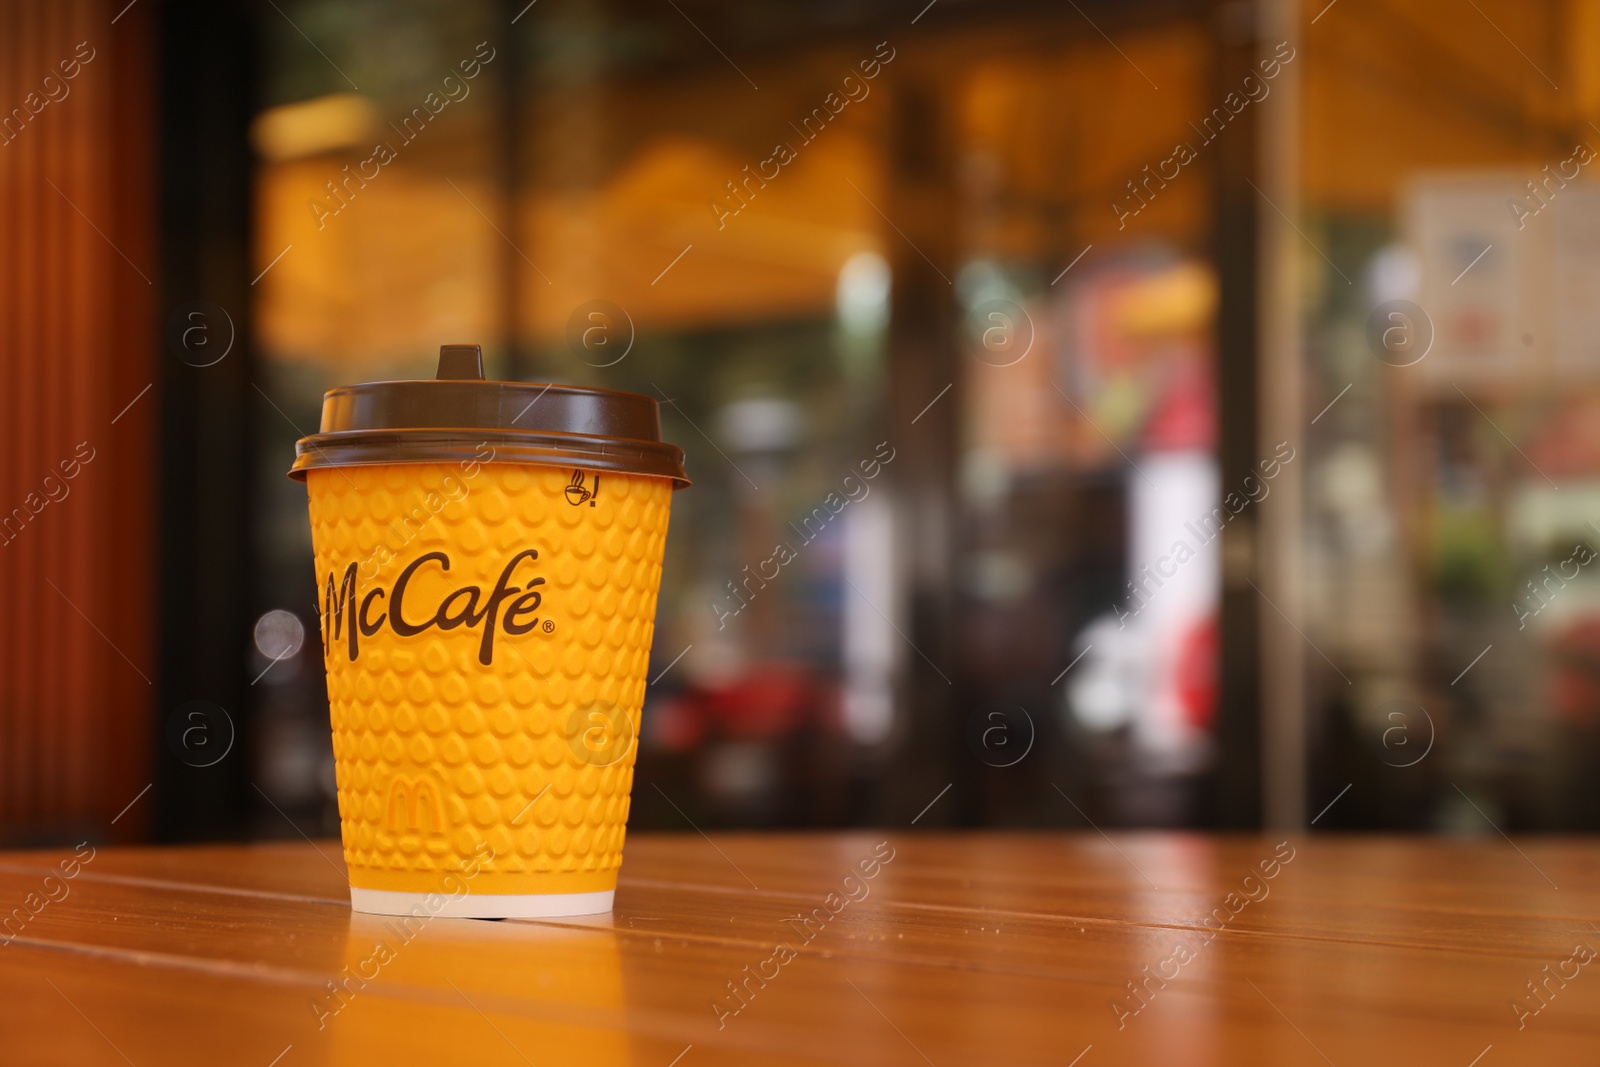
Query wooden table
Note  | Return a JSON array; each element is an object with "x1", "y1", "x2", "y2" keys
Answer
[{"x1": 1, "y1": 833, "x2": 1597, "y2": 1065}]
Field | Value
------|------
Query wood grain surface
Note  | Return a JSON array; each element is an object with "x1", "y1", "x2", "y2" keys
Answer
[{"x1": 1, "y1": 833, "x2": 1597, "y2": 1065}]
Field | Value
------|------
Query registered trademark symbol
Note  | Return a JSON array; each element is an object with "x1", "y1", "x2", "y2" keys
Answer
[{"x1": 542, "y1": 619, "x2": 555, "y2": 633}]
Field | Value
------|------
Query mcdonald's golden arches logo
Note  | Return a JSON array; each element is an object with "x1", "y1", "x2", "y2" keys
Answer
[{"x1": 385, "y1": 773, "x2": 444, "y2": 834}]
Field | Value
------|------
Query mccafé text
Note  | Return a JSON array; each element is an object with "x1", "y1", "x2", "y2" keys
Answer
[{"x1": 322, "y1": 549, "x2": 547, "y2": 666}]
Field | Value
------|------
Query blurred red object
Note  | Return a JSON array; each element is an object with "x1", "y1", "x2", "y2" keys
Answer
[
  {"x1": 1174, "y1": 613, "x2": 1219, "y2": 731},
  {"x1": 647, "y1": 661, "x2": 837, "y2": 753},
  {"x1": 1142, "y1": 359, "x2": 1216, "y2": 453},
  {"x1": 1526, "y1": 395, "x2": 1600, "y2": 479},
  {"x1": 1549, "y1": 616, "x2": 1600, "y2": 728}
]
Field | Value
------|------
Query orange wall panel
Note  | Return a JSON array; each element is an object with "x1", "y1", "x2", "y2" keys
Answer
[{"x1": 0, "y1": 0, "x2": 155, "y2": 841}]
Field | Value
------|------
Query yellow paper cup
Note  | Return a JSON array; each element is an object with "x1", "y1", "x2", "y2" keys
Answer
[{"x1": 289, "y1": 344, "x2": 687, "y2": 917}]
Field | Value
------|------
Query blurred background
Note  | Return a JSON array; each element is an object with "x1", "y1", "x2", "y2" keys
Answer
[{"x1": 4, "y1": 0, "x2": 1600, "y2": 846}]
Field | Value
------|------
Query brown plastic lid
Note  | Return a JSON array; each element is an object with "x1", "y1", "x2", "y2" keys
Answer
[{"x1": 288, "y1": 344, "x2": 689, "y2": 488}]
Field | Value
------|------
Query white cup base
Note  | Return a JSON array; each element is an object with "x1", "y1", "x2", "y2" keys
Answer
[{"x1": 349, "y1": 887, "x2": 615, "y2": 918}]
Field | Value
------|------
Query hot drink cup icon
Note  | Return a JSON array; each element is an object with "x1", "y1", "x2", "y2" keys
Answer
[{"x1": 565, "y1": 470, "x2": 599, "y2": 507}]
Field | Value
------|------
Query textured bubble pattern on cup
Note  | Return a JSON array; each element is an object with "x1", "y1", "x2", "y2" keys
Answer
[{"x1": 306, "y1": 462, "x2": 671, "y2": 891}]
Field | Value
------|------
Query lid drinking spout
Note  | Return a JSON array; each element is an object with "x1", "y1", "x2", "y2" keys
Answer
[{"x1": 436, "y1": 343, "x2": 485, "y2": 381}]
